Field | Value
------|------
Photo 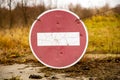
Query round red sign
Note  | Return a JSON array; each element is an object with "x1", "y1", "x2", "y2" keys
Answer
[{"x1": 29, "y1": 9, "x2": 88, "y2": 69}]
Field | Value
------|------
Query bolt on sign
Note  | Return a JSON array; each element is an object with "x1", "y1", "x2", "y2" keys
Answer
[{"x1": 29, "y1": 9, "x2": 88, "y2": 69}]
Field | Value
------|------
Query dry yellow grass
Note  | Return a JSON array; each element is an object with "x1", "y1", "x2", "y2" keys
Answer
[
  {"x1": 84, "y1": 14, "x2": 120, "y2": 54},
  {"x1": 0, "y1": 14, "x2": 120, "y2": 64},
  {"x1": 0, "y1": 27, "x2": 33, "y2": 64},
  {"x1": 0, "y1": 27, "x2": 29, "y2": 48}
]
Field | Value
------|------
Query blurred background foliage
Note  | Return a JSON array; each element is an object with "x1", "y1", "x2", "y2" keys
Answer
[{"x1": 0, "y1": 0, "x2": 120, "y2": 63}]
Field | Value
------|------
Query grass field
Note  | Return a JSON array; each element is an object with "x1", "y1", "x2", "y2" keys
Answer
[
  {"x1": 0, "y1": 13, "x2": 120, "y2": 64},
  {"x1": 84, "y1": 13, "x2": 120, "y2": 54}
]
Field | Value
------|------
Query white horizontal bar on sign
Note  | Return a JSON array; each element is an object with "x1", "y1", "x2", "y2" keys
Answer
[{"x1": 37, "y1": 32, "x2": 80, "y2": 46}]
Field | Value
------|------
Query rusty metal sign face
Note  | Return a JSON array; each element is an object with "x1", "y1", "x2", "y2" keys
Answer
[{"x1": 29, "y1": 9, "x2": 88, "y2": 69}]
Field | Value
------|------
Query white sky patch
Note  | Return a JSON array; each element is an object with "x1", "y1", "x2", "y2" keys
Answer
[
  {"x1": 37, "y1": 32, "x2": 80, "y2": 46},
  {"x1": 43, "y1": 0, "x2": 120, "y2": 8},
  {"x1": 1, "y1": 0, "x2": 120, "y2": 9}
]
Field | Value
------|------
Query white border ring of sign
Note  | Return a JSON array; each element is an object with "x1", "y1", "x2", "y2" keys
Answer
[{"x1": 29, "y1": 9, "x2": 88, "y2": 69}]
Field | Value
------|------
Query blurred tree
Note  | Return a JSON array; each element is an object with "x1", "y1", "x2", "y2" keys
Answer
[
  {"x1": 0, "y1": 0, "x2": 4, "y2": 27},
  {"x1": 113, "y1": 4, "x2": 120, "y2": 14},
  {"x1": 100, "y1": 4, "x2": 109, "y2": 12},
  {"x1": 0, "y1": 0, "x2": 4, "y2": 8},
  {"x1": 21, "y1": 0, "x2": 28, "y2": 26},
  {"x1": 69, "y1": 4, "x2": 83, "y2": 18},
  {"x1": 7, "y1": 0, "x2": 15, "y2": 28}
]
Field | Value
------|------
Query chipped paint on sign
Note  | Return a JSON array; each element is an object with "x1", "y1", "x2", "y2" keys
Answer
[{"x1": 37, "y1": 32, "x2": 80, "y2": 46}]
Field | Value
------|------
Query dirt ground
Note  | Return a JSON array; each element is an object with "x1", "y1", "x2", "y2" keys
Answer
[{"x1": 0, "y1": 54, "x2": 120, "y2": 80}]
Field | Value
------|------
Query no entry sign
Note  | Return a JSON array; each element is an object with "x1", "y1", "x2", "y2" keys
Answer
[{"x1": 29, "y1": 9, "x2": 88, "y2": 69}]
